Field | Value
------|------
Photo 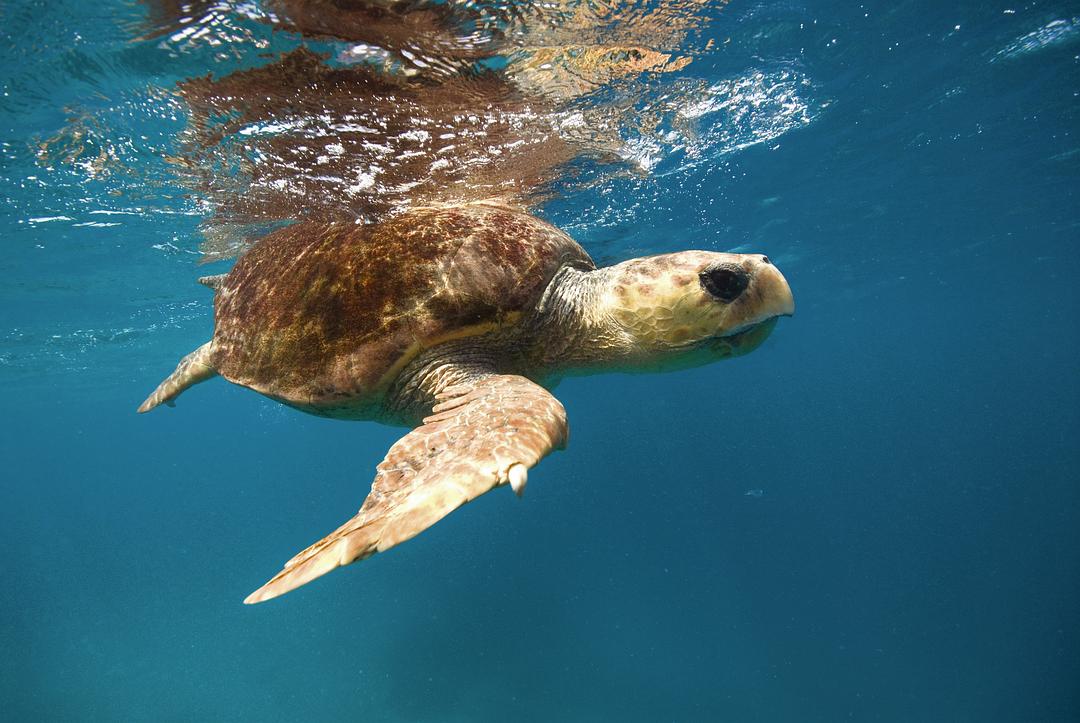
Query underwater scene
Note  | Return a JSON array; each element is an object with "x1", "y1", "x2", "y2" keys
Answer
[{"x1": 2, "y1": 0, "x2": 1078, "y2": 720}]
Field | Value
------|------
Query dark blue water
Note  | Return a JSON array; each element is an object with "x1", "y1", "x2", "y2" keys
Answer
[{"x1": 2, "y1": 1, "x2": 1078, "y2": 720}]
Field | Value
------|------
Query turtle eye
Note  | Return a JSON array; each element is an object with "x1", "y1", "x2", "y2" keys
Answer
[{"x1": 700, "y1": 265, "x2": 749, "y2": 302}]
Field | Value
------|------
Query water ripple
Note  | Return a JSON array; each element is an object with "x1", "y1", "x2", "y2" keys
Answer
[{"x1": 993, "y1": 16, "x2": 1080, "y2": 62}]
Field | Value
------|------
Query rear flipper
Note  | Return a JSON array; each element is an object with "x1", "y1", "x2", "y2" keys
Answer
[{"x1": 137, "y1": 342, "x2": 217, "y2": 413}]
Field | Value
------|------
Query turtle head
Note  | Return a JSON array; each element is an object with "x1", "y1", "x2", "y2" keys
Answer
[{"x1": 598, "y1": 250, "x2": 794, "y2": 369}]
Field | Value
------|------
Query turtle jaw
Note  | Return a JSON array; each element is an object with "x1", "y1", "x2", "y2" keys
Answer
[
  {"x1": 638, "y1": 316, "x2": 783, "y2": 373},
  {"x1": 708, "y1": 316, "x2": 780, "y2": 358}
]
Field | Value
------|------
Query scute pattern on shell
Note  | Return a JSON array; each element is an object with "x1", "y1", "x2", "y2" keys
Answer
[{"x1": 210, "y1": 204, "x2": 593, "y2": 408}]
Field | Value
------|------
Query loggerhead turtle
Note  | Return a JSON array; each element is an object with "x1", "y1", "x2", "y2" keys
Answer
[{"x1": 139, "y1": 200, "x2": 794, "y2": 604}]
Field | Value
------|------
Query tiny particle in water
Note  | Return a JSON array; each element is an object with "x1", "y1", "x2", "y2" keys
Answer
[{"x1": 744, "y1": 488, "x2": 765, "y2": 498}]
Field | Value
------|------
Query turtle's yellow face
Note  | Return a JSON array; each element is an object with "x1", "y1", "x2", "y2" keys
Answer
[{"x1": 600, "y1": 250, "x2": 794, "y2": 364}]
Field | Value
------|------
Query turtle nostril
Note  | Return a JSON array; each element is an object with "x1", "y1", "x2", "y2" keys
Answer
[
  {"x1": 700, "y1": 265, "x2": 750, "y2": 302},
  {"x1": 761, "y1": 255, "x2": 771, "y2": 265}
]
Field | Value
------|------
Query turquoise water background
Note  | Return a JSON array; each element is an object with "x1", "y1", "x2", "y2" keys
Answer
[{"x1": 2, "y1": 1, "x2": 1078, "y2": 720}]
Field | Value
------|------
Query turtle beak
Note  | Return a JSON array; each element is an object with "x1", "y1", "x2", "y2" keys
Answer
[{"x1": 754, "y1": 259, "x2": 795, "y2": 319}]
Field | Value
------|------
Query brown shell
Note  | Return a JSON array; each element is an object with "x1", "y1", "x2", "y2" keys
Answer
[{"x1": 209, "y1": 203, "x2": 593, "y2": 410}]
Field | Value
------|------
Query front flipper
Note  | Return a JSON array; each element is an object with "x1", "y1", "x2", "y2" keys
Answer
[{"x1": 244, "y1": 374, "x2": 568, "y2": 604}]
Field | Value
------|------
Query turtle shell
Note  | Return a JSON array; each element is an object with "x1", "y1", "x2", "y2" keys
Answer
[{"x1": 210, "y1": 203, "x2": 593, "y2": 413}]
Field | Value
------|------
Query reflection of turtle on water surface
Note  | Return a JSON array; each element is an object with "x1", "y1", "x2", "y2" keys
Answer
[{"x1": 139, "y1": 200, "x2": 793, "y2": 603}]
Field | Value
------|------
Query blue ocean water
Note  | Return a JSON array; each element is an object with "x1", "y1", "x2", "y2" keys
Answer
[{"x1": 2, "y1": 0, "x2": 1078, "y2": 720}]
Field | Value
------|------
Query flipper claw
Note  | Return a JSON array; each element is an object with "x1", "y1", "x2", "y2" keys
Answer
[{"x1": 508, "y1": 463, "x2": 528, "y2": 497}]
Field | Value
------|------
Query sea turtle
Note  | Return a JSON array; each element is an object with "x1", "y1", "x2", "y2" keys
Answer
[{"x1": 139, "y1": 200, "x2": 794, "y2": 604}]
